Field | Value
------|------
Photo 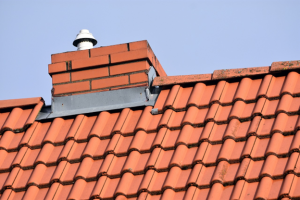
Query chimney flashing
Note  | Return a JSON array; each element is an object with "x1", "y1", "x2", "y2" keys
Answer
[{"x1": 37, "y1": 67, "x2": 159, "y2": 120}]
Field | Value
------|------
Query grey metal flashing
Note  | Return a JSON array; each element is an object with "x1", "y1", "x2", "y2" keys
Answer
[{"x1": 36, "y1": 67, "x2": 160, "y2": 120}]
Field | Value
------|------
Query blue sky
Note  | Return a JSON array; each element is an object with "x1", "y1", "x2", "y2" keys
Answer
[{"x1": 0, "y1": 1, "x2": 299, "y2": 105}]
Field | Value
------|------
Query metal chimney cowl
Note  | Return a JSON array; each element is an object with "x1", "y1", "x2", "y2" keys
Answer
[{"x1": 73, "y1": 29, "x2": 97, "y2": 51}]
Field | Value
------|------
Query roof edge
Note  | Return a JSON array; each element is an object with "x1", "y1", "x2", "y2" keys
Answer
[
  {"x1": 0, "y1": 97, "x2": 44, "y2": 110},
  {"x1": 153, "y1": 59, "x2": 300, "y2": 86}
]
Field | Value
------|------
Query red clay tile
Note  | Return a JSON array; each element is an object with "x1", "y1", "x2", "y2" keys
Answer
[
  {"x1": 4, "y1": 63, "x2": 300, "y2": 200},
  {"x1": 256, "y1": 75, "x2": 272, "y2": 97},
  {"x1": 212, "y1": 161, "x2": 239, "y2": 184},
  {"x1": 129, "y1": 130, "x2": 155, "y2": 152},
  {"x1": 114, "y1": 135, "x2": 133, "y2": 154},
  {"x1": 153, "y1": 89, "x2": 170, "y2": 111},
  {"x1": 106, "y1": 156, "x2": 126, "y2": 176},
  {"x1": 121, "y1": 110, "x2": 143, "y2": 134},
  {"x1": 88, "y1": 111, "x2": 110, "y2": 138},
  {"x1": 206, "y1": 182, "x2": 233, "y2": 200},
  {"x1": 164, "y1": 85, "x2": 180, "y2": 109},
  {"x1": 271, "y1": 60, "x2": 300, "y2": 71},
  {"x1": 0, "y1": 131, "x2": 22, "y2": 150},
  {"x1": 172, "y1": 87, "x2": 193, "y2": 110},
  {"x1": 214, "y1": 105, "x2": 232, "y2": 122},
  {"x1": 99, "y1": 177, "x2": 120, "y2": 199},
  {"x1": 159, "y1": 129, "x2": 179, "y2": 149},
  {"x1": 23, "y1": 186, "x2": 48, "y2": 200},
  {"x1": 279, "y1": 173, "x2": 295, "y2": 197},
  {"x1": 116, "y1": 173, "x2": 144, "y2": 196},
  {"x1": 256, "y1": 177, "x2": 283, "y2": 199},
  {"x1": 28, "y1": 164, "x2": 55, "y2": 185},
  {"x1": 82, "y1": 137, "x2": 109, "y2": 157},
  {"x1": 291, "y1": 130, "x2": 300, "y2": 152},
  {"x1": 289, "y1": 176, "x2": 300, "y2": 198},
  {"x1": 176, "y1": 125, "x2": 194, "y2": 145},
  {"x1": 35, "y1": 143, "x2": 63, "y2": 164},
  {"x1": 217, "y1": 139, "x2": 237, "y2": 161},
  {"x1": 26, "y1": 122, "x2": 51, "y2": 147},
  {"x1": 186, "y1": 83, "x2": 206, "y2": 106},
  {"x1": 191, "y1": 187, "x2": 210, "y2": 200},
  {"x1": 123, "y1": 151, "x2": 150, "y2": 173},
  {"x1": 220, "y1": 82, "x2": 239, "y2": 104},
  {"x1": 235, "y1": 78, "x2": 262, "y2": 101},
  {"x1": 135, "y1": 106, "x2": 152, "y2": 131},
  {"x1": 205, "y1": 104, "x2": 219, "y2": 121},
  {"x1": 213, "y1": 66, "x2": 269, "y2": 80},
  {"x1": 146, "y1": 171, "x2": 168, "y2": 192},
  {"x1": 169, "y1": 111, "x2": 185, "y2": 128},
  {"x1": 163, "y1": 166, "x2": 191, "y2": 190},
  {"x1": 158, "y1": 109, "x2": 174, "y2": 128},
  {"x1": 211, "y1": 81, "x2": 226, "y2": 103},
  {"x1": 153, "y1": 74, "x2": 212, "y2": 86},
  {"x1": 0, "y1": 97, "x2": 42, "y2": 110},
  {"x1": 0, "y1": 151, "x2": 17, "y2": 170},
  {"x1": 267, "y1": 76, "x2": 286, "y2": 98},
  {"x1": 75, "y1": 116, "x2": 97, "y2": 140}
]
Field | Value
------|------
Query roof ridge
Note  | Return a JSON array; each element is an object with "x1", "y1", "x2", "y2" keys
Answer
[{"x1": 153, "y1": 59, "x2": 300, "y2": 86}]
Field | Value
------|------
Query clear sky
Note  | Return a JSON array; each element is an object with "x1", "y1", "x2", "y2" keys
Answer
[{"x1": 0, "y1": 1, "x2": 299, "y2": 105}]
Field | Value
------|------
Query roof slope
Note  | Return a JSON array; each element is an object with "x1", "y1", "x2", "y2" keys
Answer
[{"x1": 1, "y1": 62, "x2": 300, "y2": 199}]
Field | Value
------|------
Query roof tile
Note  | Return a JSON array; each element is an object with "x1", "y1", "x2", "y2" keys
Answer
[{"x1": 3, "y1": 64, "x2": 300, "y2": 199}]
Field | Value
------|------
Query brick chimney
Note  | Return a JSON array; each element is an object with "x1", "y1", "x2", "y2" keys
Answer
[{"x1": 48, "y1": 40, "x2": 167, "y2": 97}]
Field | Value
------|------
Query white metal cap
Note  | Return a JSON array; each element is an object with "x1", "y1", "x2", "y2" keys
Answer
[{"x1": 73, "y1": 29, "x2": 97, "y2": 51}]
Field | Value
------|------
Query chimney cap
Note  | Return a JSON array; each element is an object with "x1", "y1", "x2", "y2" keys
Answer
[{"x1": 73, "y1": 29, "x2": 97, "y2": 47}]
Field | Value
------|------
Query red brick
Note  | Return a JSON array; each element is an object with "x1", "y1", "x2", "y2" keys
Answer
[
  {"x1": 130, "y1": 72, "x2": 148, "y2": 84},
  {"x1": 90, "y1": 44, "x2": 128, "y2": 57},
  {"x1": 75, "y1": 88, "x2": 109, "y2": 96},
  {"x1": 129, "y1": 40, "x2": 148, "y2": 51},
  {"x1": 110, "y1": 48, "x2": 148, "y2": 64},
  {"x1": 110, "y1": 61, "x2": 150, "y2": 76},
  {"x1": 51, "y1": 50, "x2": 89, "y2": 63},
  {"x1": 92, "y1": 76, "x2": 129, "y2": 90},
  {"x1": 111, "y1": 83, "x2": 148, "y2": 91},
  {"x1": 72, "y1": 55, "x2": 109, "y2": 70},
  {"x1": 48, "y1": 62, "x2": 67, "y2": 74},
  {"x1": 110, "y1": 48, "x2": 167, "y2": 77},
  {"x1": 53, "y1": 81, "x2": 90, "y2": 95},
  {"x1": 71, "y1": 67, "x2": 109, "y2": 81},
  {"x1": 52, "y1": 73, "x2": 70, "y2": 84},
  {"x1": 147, "y1": 47, "x2": 167, "y2": 77}
]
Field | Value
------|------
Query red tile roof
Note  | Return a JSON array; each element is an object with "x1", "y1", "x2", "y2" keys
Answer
[
  {"x1": 1, "y1": 57, "x2": 300, "y2": 199},
  {"x1": 0, "y1": 97, "x2": 44, "y2": 134}
]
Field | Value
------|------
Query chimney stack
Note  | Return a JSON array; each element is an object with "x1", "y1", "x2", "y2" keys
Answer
[{"x1": 48, "y1": 39, "x2": 167, "y2": 97}]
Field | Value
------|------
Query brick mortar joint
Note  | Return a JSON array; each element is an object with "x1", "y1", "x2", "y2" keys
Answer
[
  {"x1": 48, "y1": 59, "x2": 150, "y2": 75},
  {"x1": 54, "y1": 82, "x2": 149, "y2": 96},
  {"x1": 52, "y1": 69, "x2": 149, "y2": 86}
]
